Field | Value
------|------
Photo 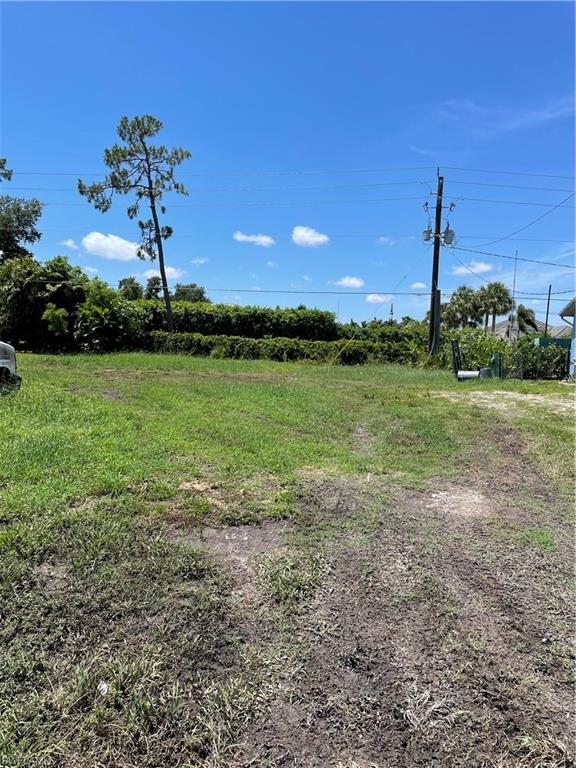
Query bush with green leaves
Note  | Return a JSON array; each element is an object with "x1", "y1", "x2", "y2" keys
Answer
[
  {"x1": 149, "y1": 331, "x2": 391, "y2": 365},
  {"x1": 436, "y1": 327, "x2": 568, "y2": 380},
  {"x1": 437, "y1": 327, "x2": 509, "y2": 370},
  {"x1": 507, "y1": 336, "x2": 568, "y2": 380}
]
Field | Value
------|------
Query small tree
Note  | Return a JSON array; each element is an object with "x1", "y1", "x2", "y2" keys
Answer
[
  {"x1": 172, "y1": 282, "x2": 209, "y2": 303},
  {"x1": 78, "y1": 116, "x2": 191, "y2": 331},
  {"x1": 144, "y1": 275, "x2": 162, "y2": 300},
  {"x1": 0, "y1": 195, "x2": 44, "y2": 263},
  {"x1": 0, "y1": 159, "x2": 12, "y2": 182},
  {"x1": 118, "y1": 276, "x2": 144, "y2": 300}
]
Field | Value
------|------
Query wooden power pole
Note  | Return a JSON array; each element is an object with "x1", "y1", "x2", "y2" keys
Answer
[
  {"x1": 428, "y1": 174, "x2": 444, "y2": 355},
  {"x1": 544, "y1": 284, "x2": 552, "y2": 337}
]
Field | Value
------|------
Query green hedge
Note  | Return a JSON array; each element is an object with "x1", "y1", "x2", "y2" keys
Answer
[
  {"x1": 149, "y1": 331, "x2": 394, "y2": 365},
  {"x1": 135, "y1": 301, "x2": 341, "y2": 341}
]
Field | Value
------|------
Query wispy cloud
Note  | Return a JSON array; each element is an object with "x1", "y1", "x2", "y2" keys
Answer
[
  {"x1": 378, "y1": 236, "x2": 396, "y2": 246},
  {"x1": 451, "y1": 260, "x2": 493, "y2": 276},
  {"x1": 302, "y1": 275, "x2": 312, "y2": 282},
  {"x1": 366, "y1": 293, "x2": 393, "y2": 304},
  {"x1": 233, "y1": 230, "x2": 275, "y2": 247},
  {"x1": 410, "y1": 281, "x2": 426, "y2": 289},
  {"x1": 191, "y1": 257, "x2": 209, "y2": 265},
  {"x1": 143, "y1": 266, "x2": 186, "y2": 280},
  {"x1": 335, "y1": 276, "x2": 364, "y2": 288},
  {"x1": 292, "y1": 226, "x2": 329, "y2": 247},
  {"x1": 83, "y1": 266, "x2": 98, "y2": 275},
  {"x1": 266, "y1": 261, "x2": 278, "y2": 268},
  {"x1": 409, "y1": 145, "x2": 440, "y2": 158},
  {"x1": 82, "y1": 232, "x2": 139, "y2": 261},
  {"x1": 435, "y1": 95, "x2": 574, "y2": 138},
  {"x1": 60, "y1": 238, "x2": 78, "y2": 250}
]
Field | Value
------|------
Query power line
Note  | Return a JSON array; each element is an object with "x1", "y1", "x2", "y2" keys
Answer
[
  {"x1": 6, "y1": 180, "x2": 574, "y2": 195},
  {"x1": 443, "y1": 166, "x2": 575, "y2": 180},
  {"x1": 450, "y1": 252, "x2": 491, "y2": 283},
  {"x1": 33, "y1": 195, "x2": 576, "y2": 209},
  {"x1": 1, "y1": 224, "x2": 569, "y2": 244},
  {"x1": 9, "y1": 165, "x2": 435, "y2": 178},
  {"x1": 3, "y1": 180, "x2": 434, "y2": 194},
  {"x1": 472, "y1": 191, "x2": 576, "y2": 247},
  {"x1": 452, "y1": 245, "x2": 576, "y2": 270},
  {"x1": 444, "y1": 180, "x2": 574, "y2": 193},
  {"x1": 9, "y1": 165, "x2": 575, "y2": 180},
  {"x1": 23, "y1": 276, "x2": 571, "y2": 300}
]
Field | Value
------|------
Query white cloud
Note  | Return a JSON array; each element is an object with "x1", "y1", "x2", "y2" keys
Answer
[
  {"x1": 233, "y1": 230, "x2": 275, "y2": 247},
  {"x1": 292, "y1": 225, "x2": 329, "y2": 247},
  {"x1": 60, "y1": 238, "x2": 78, "y2": 250},
  {"x1": 451, "y1": 260, "x2": 493, "y2": 276},
  {"x1": 83, "y1": 266, "x2": 99, "y2": 276},
  {"x1": 302, "y1": 275, "x2": 312, "y2": 282},
  {"x1": 335, "y1": 276, "x2": 365, "y2": 288},
  {"x1": 410, "y1": 281, "x2": 426, "y2": 289},
  {"x1": 191, "y1": 257, "x2": 209, "y2": 265},
  {"x1": 409, "y1": 145, "x2": 440, "y2": 158},
  {"x1": 82, "y1": 231, "x2": 139, "y2": 261},
  {"x1": 378, "y1": 236, "x2": 396, "y2": 246},
  {"x1": 265, "y1": 261, "x2": 278, "y2": 268},
  {"x1": 366, "y1": 293, "x2": 394, "y2": 304},
  {"x1": 143, "y1": 266, "x2": 186, "y2": 280},
  {"x1": 435, "y1": 95, "x2": 574, "y2": 138}
]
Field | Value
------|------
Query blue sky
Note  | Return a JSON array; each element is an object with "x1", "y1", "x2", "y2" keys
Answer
[{"x1": 1, "y1": 1, "x2": 574, "y2": 323}]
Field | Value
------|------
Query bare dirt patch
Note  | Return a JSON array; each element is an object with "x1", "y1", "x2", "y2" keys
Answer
[
  {"x1": 234, "y1": 502, "x2": 575, "y2": 768},
  {"x1": 426, "y1": 487, "x2": 492, "y2": 518},
  {"x1": 437, "y1": 389, "x2": 576, "y2": 416},
  {"x1": 179, "y1": 479, "x2": 227, "y2": 508},
  {"x1": 168, "y1": 520, "x2": 293, "y2": 566},
  {"x1": 294, "y1": 473, "x2": 379, "y2": 527},
  {"x1": 33, "y1": 562, "x2": 69, "y2": 593}
]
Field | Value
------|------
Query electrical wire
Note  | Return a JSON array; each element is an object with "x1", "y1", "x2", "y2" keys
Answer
[
  {"x1": 451, "y1": 245, "x2": 576, "y2": 270},
  {"x1": 443, "y1": 166, "x2": 575, "y2": 180},
  {"x1": 443, "y1": 180, "x2": 574, "y2": 193},
  {"x1": 449, "y1": 252, "x2": 492, "y2": 283},
  {"x1": 3, "y1": 180, "x2": 434, "y2": 194},
  {"x1": 8, "y1": 165, "x2": 436, "y2": 178},
  {"x1": 471, "y1": 191, "x2": 576, "y2": 247},
  {"x1": 30, "y1": 195, "x2": 576, "y2": 209},
  {"x1": 9, "y1": 164, "x2": 575, "y2": 179}
]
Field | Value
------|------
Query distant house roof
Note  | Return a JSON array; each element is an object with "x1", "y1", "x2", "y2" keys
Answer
[
  {"x1": 492, "y1": 318, "x2": 572, "y2": 340},
  {"x1": 559, "y1": 297, "x2": 575, "y2": 319}
]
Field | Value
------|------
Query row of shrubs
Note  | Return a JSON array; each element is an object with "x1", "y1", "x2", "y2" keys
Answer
[
  {"x1": 148, "y1": 327, "x2": 569, "y2": 376},
  {"x1": 149, "y1": 331, "x2": 401, "y2": 365}
]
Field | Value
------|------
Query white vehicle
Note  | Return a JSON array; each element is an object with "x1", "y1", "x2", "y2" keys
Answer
[{"x1": 0, "y1": 342, "x2": 21, "y2": 391}]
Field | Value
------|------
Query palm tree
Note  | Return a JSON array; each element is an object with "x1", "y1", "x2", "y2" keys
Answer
[
  {"x1": 516, "y1": 304, "x2": 539, "y2": 334},
  {"x1": 448, "y1": 285, "x2": 483, "y2": 328},
  {"x1": 477, "y1": 282, "x2": 514, "y2": 332}
]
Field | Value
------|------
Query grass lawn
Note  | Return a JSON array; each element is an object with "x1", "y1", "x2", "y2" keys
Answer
[{"x1": 1, "y1": 353, "x2": 574, "y2": 767}]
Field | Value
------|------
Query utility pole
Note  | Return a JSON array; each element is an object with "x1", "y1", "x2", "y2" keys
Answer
[
  {"x1": 389, "y1": 303, "x2": 394, "y2": 324},
  {"x1": 428, "y1": 172, "x2": 444, "y2": 355},
  {"x1": 544, "y1": 284, "x2": 552, "y2": 337},
  {"x1": 508, "y1": 249, "x2": 519, "y2": 341}
]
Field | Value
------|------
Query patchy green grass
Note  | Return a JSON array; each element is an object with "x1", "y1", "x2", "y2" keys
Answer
[{"x1": 1, "y1": 353, "x2": 574, "y2": 767}]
